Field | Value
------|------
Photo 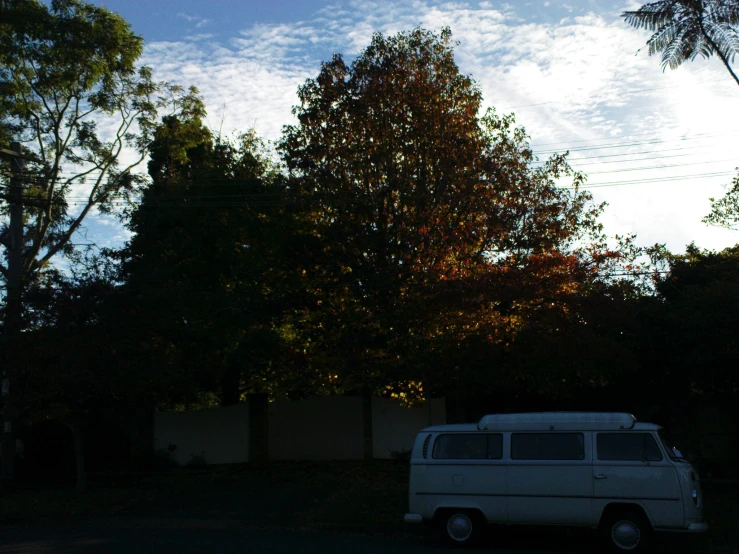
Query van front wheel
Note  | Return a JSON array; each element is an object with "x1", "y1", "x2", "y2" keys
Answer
[
  {"x1": 439, "y1": 509, "x2": 484, "y2": 547},
  {"x1": 601, "y1": 509, "x2": 652, "y2": 552}
]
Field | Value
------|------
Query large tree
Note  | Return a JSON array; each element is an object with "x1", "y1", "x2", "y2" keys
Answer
[
  {"x1": 280, "y1": 28, "x2": 622, "y2": 400},
  {"x1": 0, "y1": 0, "x2": 162, "y2": 486},
  {"x1": 0, "y1": 0, "x2": 161, "y2": 282},
  {"x1": 622, "y1": 0, "x2": 739, "y2": 85},
  {"x1": 655, "y1": 244, "x2": 739, "y2": 400}
]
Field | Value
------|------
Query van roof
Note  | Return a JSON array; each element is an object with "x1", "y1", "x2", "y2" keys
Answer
[
  {"x1": 421, "y1": 420, "x2": 663, "y2": 433},
  {"x1": 422, "y1": 423, "x2": 479, "y2": 432},
  {"x1": 478, "y1": 412, "x2": 637, "y2": 431}
]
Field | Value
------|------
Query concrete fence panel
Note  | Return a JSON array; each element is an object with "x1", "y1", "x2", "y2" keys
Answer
[
  {"x1": 153, "y1": 395, "x2": 447, "y2": 464},
  {"x1": 372, "y1": 397, "x2": 446, "y2": 459},
  {"x1": 153, "y1": 403, "x2": 250, "y2": 466},
  {"x1": 268, "y1": 396, "x2": 364, "y2": 460}
]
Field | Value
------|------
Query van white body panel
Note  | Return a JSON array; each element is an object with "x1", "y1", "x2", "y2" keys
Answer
[
  {"x1": 507, "y1": 460, "x2": 593, "y2": 525},
  {"x1": 406, "y1": 412, "x2": 706, "y2": 535},
  {"x1": 422, "y1": 461, "x2": 508, "y2": 523}
]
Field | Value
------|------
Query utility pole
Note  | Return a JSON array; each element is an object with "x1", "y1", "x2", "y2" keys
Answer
[{"x1": 1, "y1": 142, "x2": 24, "y2": 491}]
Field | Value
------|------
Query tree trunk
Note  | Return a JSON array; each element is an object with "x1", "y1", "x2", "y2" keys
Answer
[
  {"x1": 362, "y1": 388, "x2": 373, "y2": 461},
  {"x1": 68, "y1": 420, "x2": 87, "y2": 495}
]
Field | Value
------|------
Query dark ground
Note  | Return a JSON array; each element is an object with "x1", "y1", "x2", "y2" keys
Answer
[{"x1": 0, "y1": 462, "x2": 736, "y2": 553}]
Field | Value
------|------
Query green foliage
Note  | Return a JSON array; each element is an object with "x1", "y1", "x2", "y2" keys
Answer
[
  {"x1": 651, "y1": 244, "x2": 739, "y2": 400},
  {"x1": 622, "y1": 0, "x2": 739, "y2": 84},
  {"x1": 117, "y1": 90, "x2": 294, "y2": 406},
  {"x1": 0, "y1": 0, "x2": 164, "y2": 288},
  {"x1": 704, "y1": 172, "x2": 739, "y2": 230}
]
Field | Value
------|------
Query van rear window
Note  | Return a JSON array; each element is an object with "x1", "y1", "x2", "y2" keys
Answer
[
  {"x1": 597, "y1": 432, "x2": 663, "y2": 461},
  {"x1": 432, "y1": 433, "x2": 503, "y2": 460},
  {"x1": 511, "y1": 433, "x2": 585, "y2": 460}
]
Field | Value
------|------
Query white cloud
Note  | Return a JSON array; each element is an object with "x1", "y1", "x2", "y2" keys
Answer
[
  {"x1": 184, "y1": 33, "x2": 216, "y2": 42},
  {"x1": 176, "y1": 12, "x2": 199, "y2": 22},
  {"x1": 131, "y1": 0, "x2": 739, "y2": 253}
]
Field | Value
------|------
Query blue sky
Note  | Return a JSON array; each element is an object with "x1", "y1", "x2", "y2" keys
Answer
[{"x1": 84, "y1": 0, "x2": 739, "y2": 253}]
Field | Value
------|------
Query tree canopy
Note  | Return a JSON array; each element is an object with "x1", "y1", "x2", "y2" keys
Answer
[
  {"x1": 279, "y1": 28, "x2": 631, "y2": 402},
  {"x1": 2, "y1": 12, "x2": 736, "y2": 479},
  {"x1": 0, "y1": 0, "x2": 164, "y2": 284},
  {"x1": 118, "y1": 90, "x2": 292, "y2": 406}
]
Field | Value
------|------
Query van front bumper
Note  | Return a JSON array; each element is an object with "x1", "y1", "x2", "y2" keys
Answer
[{"x1": 404, "y1": 513, "x2": 423, "y2": 524}]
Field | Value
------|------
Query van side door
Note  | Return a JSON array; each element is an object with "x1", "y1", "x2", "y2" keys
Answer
[
  {"x1": 507, "y1": 431, "x2": 593, "y2": 525},
  {"x1": 592, "y1": 432, "x2": 683, "y2": 529}
]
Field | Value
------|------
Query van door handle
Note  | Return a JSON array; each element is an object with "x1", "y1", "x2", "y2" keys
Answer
[{"x1": 593, "y1": 474, "x2": 607, "y2": 480}]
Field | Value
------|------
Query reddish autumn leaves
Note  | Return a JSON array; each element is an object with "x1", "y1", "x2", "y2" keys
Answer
[{"x1": 279, "y1": 28, "x2": 627, "y2": 397}]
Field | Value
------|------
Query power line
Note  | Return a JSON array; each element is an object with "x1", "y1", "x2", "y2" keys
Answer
[
  {"x1": 546, "y1": 148, "x2": 738, "y2": 168},
  {"x1": 532, "y1": 143, "x2": 737, "y2": 164},
  {"x1": 584, "y1": 158, "x2": 738, "y2": 176},
  {"x1": 565, "y1": 170, "x2": 736, "y2": 189},
  {"x1": 499, "y1": 79, "x2": 732, "y2": 112},
  {"x1": 533, "y1": 130, "x2": 739, "y2": 155},
  {"x1": 531, "y1": 126, "x2": 739, "y2": 149}
]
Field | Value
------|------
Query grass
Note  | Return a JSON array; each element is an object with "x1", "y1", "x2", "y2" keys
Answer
[
  {"x1": 0, "y1": 487, "x2": 157, "y2": 523},
  {"x1": 293, "y1": 462, "x2": 408, "y2": 527},
  {"x1": 0, "y1": 461, "x2": 411, "y2": 527}
]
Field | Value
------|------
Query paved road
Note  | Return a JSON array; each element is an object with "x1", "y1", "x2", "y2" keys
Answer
[
  {"x1": 0, "y1": 519, "x2": 707, "y2": 553},
  {"x1": 0, "y1": 519, "x2": 615, "y2": 554}
]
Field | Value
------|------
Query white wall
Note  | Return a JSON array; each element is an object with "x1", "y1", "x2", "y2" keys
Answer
[
  {"x1": 372, "y1": 397, "x2": 446, "y2": 459},
  {"x1": 153, "y1": 402, "x2": 250, "y2": 466},
  {"x1": 268, "y1": 396, "x2": 365, "y2": 460},
  {"x1": 153, "y1": 396, "x2": 447, "y2": 464}
]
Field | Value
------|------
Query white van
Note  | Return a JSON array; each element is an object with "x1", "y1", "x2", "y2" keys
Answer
[{"x1": 404, "y1": 412, "x2": 707, "y2": 551}]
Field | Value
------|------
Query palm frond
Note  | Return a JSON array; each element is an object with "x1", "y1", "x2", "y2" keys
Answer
[
  {"x1": 623, "y1": 1, "x2": 682, "y2": 30},
  {"x1": 624, "y1": 0, "x2": 739, "y2": 81},
  {"x1": 657, "y1": 25, "x2": 692, "y2": 69},
  {"x1": 647, "y1": 20, "x2": 679, "y2": 55},
  {"x1": 705, "y1": 22, "x2": 739, "y2": 62},
  {"x1": 707, "y1": 1, "x2": 739, "y2": 27}
]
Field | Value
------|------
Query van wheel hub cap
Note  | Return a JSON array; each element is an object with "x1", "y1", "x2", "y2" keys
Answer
[
  {"x1": 612, "y1": 520, "x2": 640, "y2": 550},
  {"x1": 447, "y1": 514, "x2": 473, "y2": 541}
]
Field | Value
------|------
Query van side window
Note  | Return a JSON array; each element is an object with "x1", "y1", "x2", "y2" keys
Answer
[
  {"x1": 511, "y1": 433, "x2": 585, "y2": 460},
  {"x1": 432, "y1": 434, "x2": 503, "y2": 460},
  {"x1": 597, "y1": 432, "x2": 663, "y2": 461}
]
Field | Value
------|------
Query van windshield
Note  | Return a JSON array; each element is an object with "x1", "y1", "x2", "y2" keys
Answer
[{"x1": 658, "y1": 429, "x2": 688, "y2": 462}]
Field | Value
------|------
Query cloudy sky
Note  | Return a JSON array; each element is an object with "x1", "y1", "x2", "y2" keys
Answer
[{"x1": 88, "y1": 0, "x2": 739, "y2": 253}]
